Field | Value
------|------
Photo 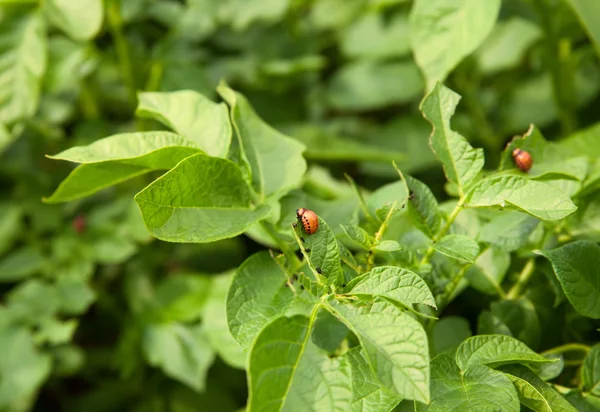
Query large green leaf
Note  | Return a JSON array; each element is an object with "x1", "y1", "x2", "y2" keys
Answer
[
  {"x1": 0, "y1": 10, "x2": 46, "y2": 125},
  {"x1": 326, "y1": 298, "x2": 430, "y2": 403},
  {"x1": 135, "y1": 153, "x2": 270, "y2": 242},
  {"x1": 43, "y1": 0, "x2": 103, "y2": 41},
  {"x1": 489, "y1": 298, "x2": 540, "y2": 350},
  {"x1": 0, "y1": 326, "x2": 52, "y2": 409},
  {"x1": 465, "y1": 246, "x2": 510, "y2": 296},
  {"x1": 137, "y1": 91, "x2": 231, "y2": 158},
  {"x1": 346, "y1": 266, "x2": 436, "y2": 308},
  {"x1": 431, "y1": 316, "x2": 472, "y2": 355},
  {"x1": 409, "y1": 0, "x2": 501, "y2": 89},
  {"x1": 466, "y1": 175, "x2": 577, "y2": 221},
  {"x1": 346, "y1": 348, "x2": 402, "y2": 412},
  {"x1": 300, "y1": 215, "x2": 344, "y2": 286},
  {"x1": 422, "y1": 352, "x2": 519, "y2": 412},
  {"x1": 432, "y1": 235, "x2": 480, "y2": 264},
  {"x1": 405, "y1": 174, "x2": 442, "y2": 238},
  {"x1": 537, "y1": 241, "x2": 600, "y2": 318},
  {"x1": 248, "y1": 315, "x2": 352, "y2": 411},
  {"x1": 142, "y1": 323, "x2": 214, "y2": 392},
  {"x1": 202, "y1": 273, "x2": 245, "y2": 369},
  {"x1": 565, "y1": 0, "x2": 600, "y2": 58},
  {"x1": 420, "y1": 84, "x2": 484, "y2": 195},
  {"x1": 45, "y1": 131, "x2": 202, "y2": 203},
  {"x1": 227, "y1": 251, "x2": 295, "y2": 350},
  {"x1": 500, "y1": 365, "x2": 577, "y2": 412},
  {"x1": 456, "y1": 335, "x2": 554, "y2": 371},
  {"x1": 583, "y1": 344, "x2": 600, "y2": 396},
  {"x1": 478, "y1": 212, "x2": 540, "y2": 252},
  {"x1": 328, "y1": 60, "x2": 423, "y2": 111},
  {"x1": 0, "y1": 246, "x2": 46, "y2": 282},
  {"x1": 217, "y1": 82, "x2": 306, "y2": 201}
]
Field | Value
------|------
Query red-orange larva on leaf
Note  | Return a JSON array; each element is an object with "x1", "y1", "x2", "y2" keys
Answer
[
  {"x1": 512, "y1": 148, "x2": 533, "y2": 172},
  {"x1": 296, "y1": 207, "x2": 319, "y2": 235}
]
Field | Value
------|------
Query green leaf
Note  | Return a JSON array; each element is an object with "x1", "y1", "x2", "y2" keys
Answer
[
  {"x1": 328, "y1": 60, "x2": 423, "y2": 111},
  {"x1": 420, "y1": 84, "x2": 485, "y2": 195},
  {"x1": 405, "y1": 174, "x2": 442, "y2": 238},
  {"x1": 326, "y1": 298, "x2": 430, "y2": 403},
  {"x1": 7, "y1": 280, "x2": 60, "y2": 323},
  {"x1": 153, "y1": 275, "x2": 211, "y2": 323},
  {"x1": 410, "y1": 0, "x2": 501, "y2": 89},
  {"x1": 565, "y1": 0, "x2": 600, "y2": 58},
  {"x1": 311, "y1": 309, "x2": 349, "y2": 353},
  {"x1": 0, "y1": 10, "x2": 46, "y2": 125},
  {"x1": 432, "y1": 316, "x2": 472, "y2": 355},
  {"x1": 477, "y1": 311, "x2": 513, "y2": 337},
  {"x1": 500, "y1": 365, "x2": 578, "y2": 412},
  {"x1": 340, "y1": 225, "x2": 373, "y2": 250},
  {"x1": 0, "y1": 246, "x2": 46, "y2": 282},
  {"x1": 432, "y1": 235, "x2": 480, "y2": 264},
  {"x1": 536, "y1": 241, "x2": 600, "y2": 318},
  {"x1": 55, "y1": 276, "x2": 95, "y2": 316},
  {"x1": 465, "y1": 246, "x2": 510, "y2": 296},
  {"x1": 374, "y1": 240, "x2": 402, "y2": 252},
  {"x1": 478, "y1": 212, "x2": 540, "y2": 252},
  {"x1": 475, "y1": 17, "x2": 542, "y2": 75},
  {"x1": 456, "y1": 335, "x2": 554, "y2": 371},
  {"x1": 301, "y1": 215, "x2": 344, "y2": 286},
  {"x1": 341, "y1": 11, "x2": 410, "y2": 60},
  {"x1": 503, "y1": 373, "x2": 551, "y2": 412},
  {"x1": 45, "y1": 131, "x2": 202, "y2": 203},
  {"x1": 202, "y1": 273, "x2": 245, "y2": 369},
  {"x1": 35, "y1": 318, "x2": 78, "y2": 345},
  {"x1": 217, "y1": 82, "x2": 306, "y2": 201},
  {"x1": 367, "y1": 179, "x2": 409, "y2": 218},
  {"x1": 142, "y1": 323, "x2": 215, "y2": 392},
  {"x1": 136, "y1": 91, "x2": 231, "y2": 158},
  {"x1": 134, "y1": 153, "x2": 270, "y2": 243},
  {"x1": 227, "y1": 251, "x2": 295, "y2": 350},
  {"x1": 583, "y1": 344, "x2": 600, "y2": 395},
  {"x1": 0, "y1": 204, "x2": 21, "y2": 255},
  {"x1": 346, "y1": 348, "x2": 402, "y2": 412},
  {"x1": 466, "y1": 175, "x2": 577, "y2": 221},
  {"x1": 43, "y1": 0, "x2": 103, "y2": 41},
  {"x1": 248, "y1": 315, "x2": 352, "y2": 411},
  {"x1": 423, "y1": 352, "x2": 519, "y2": 412},
  {"x1": 0, "y1": 326, "x2": 52, "y2": 409},
  {"x1": 490, "y1": 298, "x2": 541, "y2": 350},
  {"x1": 564, "y1": 390, "x2": 600, "y2": 411},
  {"x1": 347, "y1": 266, "x2": 437, "y2": 308}
]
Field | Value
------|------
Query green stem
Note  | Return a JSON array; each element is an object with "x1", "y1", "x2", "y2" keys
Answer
[
  {"x1": 290, "y1": 223, "x2": 326, "y2": 286},
  {"x1": 260, "y1": 221, "x2": 301, "y2": 270},
  {"x1": 79, "y1": 78, "x2": 99, "y2": 119},
  {"x1": 366, "y1": 201, "x2": 398, "y2": 271},
  {"x1": 344, "y1": 173, "x2": 377, "y2": 226},
  {"x1": 454, "y1": 69, "x2": 497, "y2": 154},
  {"x1": 419, "y1": 198, "x2": 465, "y2": 267},
  {"x1": 533, "y1": 0, "x2": 577, "y2": 135},
  {"x1": 542, "y1": 343, "x2": 591, "y2": 356},
  {"x1": 436, "y1": 265, "x2": 468, "y2": 310},
  {"x1": 506, "y1": 258, "x2": 536, "y2": 300},
  {"x1": 106, "y1": 0, "x2": 137, "y2": 107}
]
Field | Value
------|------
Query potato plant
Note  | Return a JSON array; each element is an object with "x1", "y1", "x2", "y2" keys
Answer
[{"x1": 0, "y1": 0, "x2": 600, "y2": 411}]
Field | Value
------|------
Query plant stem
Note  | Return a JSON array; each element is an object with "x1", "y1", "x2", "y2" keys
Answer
[
  {"x1": 344, "y1": 173, "x2": 377, "y2": 226},
  {"x1": 366, "y1": 201, "x2": 398, "y2": 271},
  {"x1": 437, "y1": 265, "x2": 468, "y2": 310},
  {"x1": 106, "y1": 0, "x2": 137, "y2": 108},
  {"x1": 453, "y1": 69, "x2": 498, "y2": 154},
  {"x1": 542, "y1": 343, "x2": 591, "y2": 356},
  {"x1": 533, "y1": 0, "x2": 577, "y2": 135},
  {"x1": 419, "y1": 198, "x2": 465, "y2": 267},
  {"x1": 260, "y1": 221, "x2": 301, "y2": 270},
  {"x1": 506, "y1": 258, "x2": 536, "y2": 299},
  {"x1": 290, "y1": 223, "x2": 326, "y2": 286},
  {"x1": 79, "y1": 78, "x2": 99, "y2": 119}
]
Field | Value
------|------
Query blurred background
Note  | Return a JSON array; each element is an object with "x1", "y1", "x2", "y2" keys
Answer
[{"x1": 0, "y1": 0, "x2": 599, "y2": 411}]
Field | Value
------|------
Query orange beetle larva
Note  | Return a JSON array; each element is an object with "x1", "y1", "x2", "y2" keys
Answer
[
  {"x1": 512, "y1": 148, "x2": 533, "y2": 172},
  {"x1": 296, "y1": 208, "x2": 319, "y2": 235}
]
